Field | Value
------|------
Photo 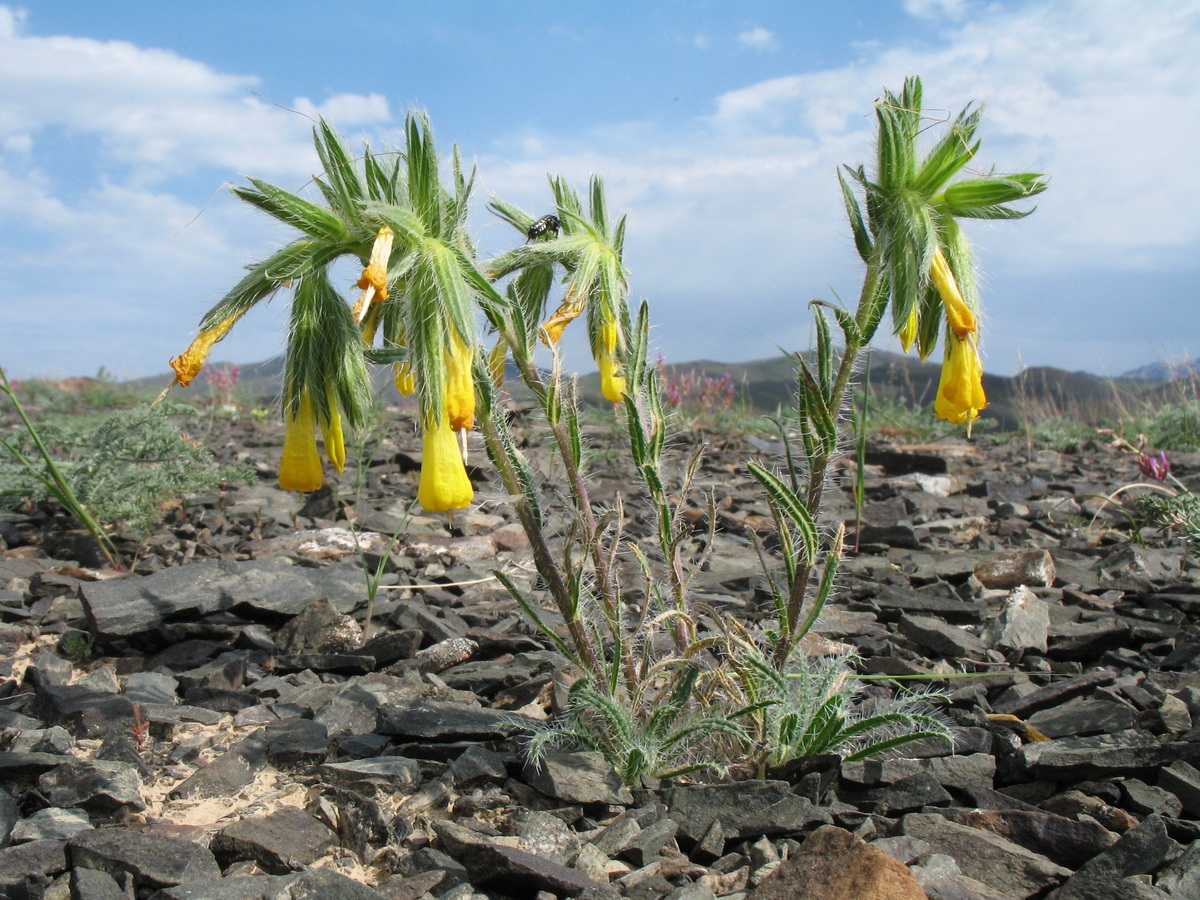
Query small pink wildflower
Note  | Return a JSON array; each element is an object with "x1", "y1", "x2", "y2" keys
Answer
[{"x1": 1139, "y1": 451, "x2": 1171, "y2": 482}]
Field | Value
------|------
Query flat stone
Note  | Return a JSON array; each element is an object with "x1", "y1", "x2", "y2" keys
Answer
[
  {"x1": 668, "y1": 781, "x2": 831, "y2": 842},
  {"x1": 525, "y1": 751, "x2": 633, "y2": 806},
  {"x1": 148, "y1": 874, "x2": 283, "y2": 899},
  {"x1": 262, "y1": 867, "x2": 385, "y2": 898},
  {"x1": 169, "y1": 732, "x2": 267, "y2": 800},
  {"x1": 450, "y1": 839, "x2": 601, "y2": 898},
  {"x1": 69, "y1": 828, "x2": 221, "y2": 889},
  {"x1": 902, "y1": 812, "x2": 1070, "y2": 898},
  {"x1": 70, "y1": 866, "x2": 128, "y2": 899},
  {"x1": 1028, "y1": 699, "x2": 1139, "y2": 739},
  {"x1": 375, "y1": 699, "x2": 532, "y2": 741},
  {"x1": 38, "y1": 758, "x2": 145, "y2": 813},
  {"x1": 211, "y1": 807, "x2": 337, "y2": 874},
  {"x1": 10, "y1": 806, "x2": 92, "y2": 843},
  {"x1": 1158, "y1": 760, "x2": 1200, "y2": 816},
  {"x1": 842, "y1": 753, "x2": 996, "y2": 792},
  {"x1": 898, "y1": 615, "x2": 987, "y2": 659},
  {"x1": 265, "y1": 719, "x2": 330, "y2": 768},
  {"x1": 993, "y1": 671, "x2": 1117, "y2": 718},
  {"x1": 946, "y1": 809, "x2": 1116, "y2": 869},
  {"x1": 1020, "y1": 731, "x2": 1197, "y2": 780},
  {"x1": 80, "y1": 559, "x2": 367, "y2": 638},
  {"x1": 320, "y1": 757, "x2": 421, "y2": 789}
]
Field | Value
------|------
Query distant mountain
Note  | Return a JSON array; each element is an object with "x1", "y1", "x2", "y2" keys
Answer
[
  {"x1": 1120, "y1": 359, "x2": 1200, "y2": 381},
  {"x1": 129, "y1": 349, "x2": 1175, "y2": 431}
]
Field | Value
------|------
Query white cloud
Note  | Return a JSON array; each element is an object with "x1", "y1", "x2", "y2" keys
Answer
[
  {"x1": 0, "y1": 11, "x2": 390, "y2": 181},
  {"x1": 903, "y1": 0, "x2": 970, "y2": 20},
  {"x1": 737, "y1": 26, "x2": 779, "y2": 52}
]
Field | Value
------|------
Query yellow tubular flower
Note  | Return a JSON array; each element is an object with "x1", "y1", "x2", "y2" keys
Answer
[
  {"x1": 418, "y1": 415, "x2": 474, "y2": 511},
  {"x1": 934, "y1": 333, "x2": 987, "y2": 431},
  {"x1": 323, "y1": 387, "x2": 345, "y2": 474},
  {"x1": 598, "y1": 320, "x2": 627, "y2": 403},
  {"x1": 169, "y1": 314, "x2": 239, "y2": 386},
  {"x1": 445, "y1": 329, "x2": 475, "y2": 432},
  {"x1": 898, "y1": 307, "x2": 919, "y2": 354},
  {"x1": 279, "y1": 389, "x2": 323, "y2": 492},
  {"x1": 929, "y1": 247, "x2": 977, "y2": 337},
  {"x1": 487, "y1": 339, "x2": 507, "y2": 388},
  {"x1": 393, "y1": 363, "x2": 415, "y2": 397}
]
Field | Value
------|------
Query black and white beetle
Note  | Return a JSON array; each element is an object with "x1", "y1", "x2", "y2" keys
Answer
[{"x1": 526, "y1": 214, "x2": 561, "y2": 242}]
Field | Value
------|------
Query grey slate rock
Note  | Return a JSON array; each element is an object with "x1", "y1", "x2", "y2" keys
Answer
[
  {"x1": 451, "y1": 840, "x2": 601, "y2": 898},
  {"x1": 1028, "y1": 699, "x2": 1139, "y2": 739},
  {"x1": 898, "y1": 615, "x2": 987, "y2": 659},
  {"x1": 211, "y1": 807, "x2": 337, "y2": 874},
  {"x1": 1155, "y1": 840, "x2": 1200, "y2": 898},
  {"x1": 1020, "y1": 731, "x2": 1199, "y2": 780},
  {"x1": 375, "y1": 699, "x2": 532, "y2": 741},
  {"x1": 944, "y1": 809, "x2": 1117, "y2": 869},
  {"x1": 319, "y1": 757, "x2": 421, "y2": 789},
  {"x1": 1159, "y1": 760, "x2": 1200, "y2": 816},
  {"x1": 444, "y1": 745, "x2": 507, "y2": 787},
  {"x1": 11, "y1": 808, "x2": 92, "y2": 844},
  {"x1": 0, "y1": 753, "x2": 69, "y2": 784},
  {"x1": 69, "y1": 866, "x2": 128, "y2": 900},
  {"x1": 265, "y1": 719, "x2": 329, "y2": 768},
  {"x1": 263, "y1": 868, "x2": 385, "y2": 899},
  {"x1": 982, "y1": 585, "x2": 1050, "y2": 655},
  {"x1": 1077, "y1": 814, "x2": 1178, "y2": 882},
  {"x1": 122, "y1": 672, "x2": 179, "y2": 706},
  {"x1": 524, "y1": 751, "x2": 633, "y2": 806},
  {"x1": 992, "y1": 670, "x2": 1117, "y2": 718},
  {"x1": 168, "y1": 732, "x2": 267, "y2": 800},
  {"x1": 34, "y1": 685, "x2": 136, "y2": 738},
  {"x1": 38, "y1": 759, "x2": 145, "y2": 813},
  {"x1": 0, "y1": 789, "x2": 15, "y2": 848},
  {"x1": 902, "y1": 812, "x2": 1071, "y2": 898},
  {"x1": 80, "y1": 559, "x2": 367, "y2": 638},
  {"x1": 68, "y1": 829, "x2": 221, "y2": 889},
  {"x1": 668, "y1": 781, "x2": 831, "y2": 842},
  {"x1": 147, "y1": 875, "x2": 281, "y2": 899}
]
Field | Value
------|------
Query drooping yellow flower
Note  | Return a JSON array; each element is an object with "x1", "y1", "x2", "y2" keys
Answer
[
  {"x1": 417, "y1": 415, "x2": 474, "y2": 511},
  {"x1": 279, "y1": 389, "x2": 323, "y2": 492},
  {"x1": 393, "y1": 362, "x2": 415, "y2": 396},
  {"x1": 929, "y1": 247, "x2": 976, "y2": 337},
  {"x1": 323, "y1": 386, "x2": 345, "y2": 474},
  {"x1": 445, "y1": 329, "x2": 476, "y2": 432},
  {"x1": 898, "y1": 307, "x2": 919, "y2": 354},
  {"x1": 934, "y1": 333, "x2": 987, "y2": 431},
  {"x1": 598, "y1": 319, "x2": 626, "y2": 403},
  {"x1": 487, "y1": 339, "x2": 507, "y2": 388},
  {"x1": 169, "y1": 313, "x2": 240, "y2": 386}
]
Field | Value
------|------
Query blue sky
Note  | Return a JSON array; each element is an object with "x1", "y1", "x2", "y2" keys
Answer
[{"x1": 1, "y1": 0, "x2": 1198, "y2": 382}]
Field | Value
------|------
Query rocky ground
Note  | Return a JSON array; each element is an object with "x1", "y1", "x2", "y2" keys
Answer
[{"x1": 1, "y1": 407, "x2": 1200, "y2": 900}]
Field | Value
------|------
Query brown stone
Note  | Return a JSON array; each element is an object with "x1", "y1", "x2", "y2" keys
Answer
[
  {"x1": 974, "y1": 549, "x2": 1055, "y2": 589},
  {"x1": 746, "y1": 826, "x2": 928, "y2": 900}
]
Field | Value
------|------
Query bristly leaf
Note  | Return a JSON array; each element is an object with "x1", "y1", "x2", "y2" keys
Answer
[{"x1": 746, "y1": 460, "x2": 819, "y2": 565}]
